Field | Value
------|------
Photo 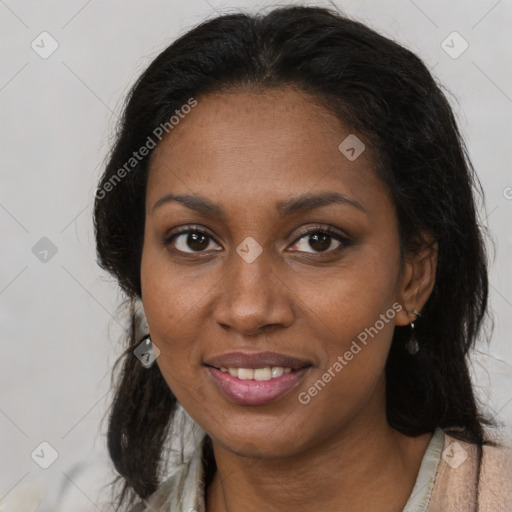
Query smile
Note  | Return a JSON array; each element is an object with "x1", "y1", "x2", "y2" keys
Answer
[
  {"x1": 206, "y1": 365, "x2": 311, "y2": 406},
  {"x1": 219, "y1": 366, "x2": 293, "y2": 380}
]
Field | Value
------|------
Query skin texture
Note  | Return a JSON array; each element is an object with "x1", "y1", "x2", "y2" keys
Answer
[{"x1": 140, "y1": 88, "x2": 438, "y2": 512}]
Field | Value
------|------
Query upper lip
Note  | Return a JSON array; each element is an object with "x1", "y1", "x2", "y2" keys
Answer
[{"x1": 204, "y1": 351, "x2": 312, "y2": 370}]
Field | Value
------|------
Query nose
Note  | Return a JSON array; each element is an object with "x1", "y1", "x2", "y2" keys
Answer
[{"x1": 212, "y1": 244, "x2": 294, "y2": 337}]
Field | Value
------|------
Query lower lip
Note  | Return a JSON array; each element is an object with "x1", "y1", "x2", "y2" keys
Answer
[{"x1": 206, "y1": 366, "x2": 311, "y2": 406}]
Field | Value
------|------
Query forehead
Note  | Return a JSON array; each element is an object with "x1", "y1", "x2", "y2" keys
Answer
[{"x1": 146, "y1": 88, "x2": 389, "y2": 217}]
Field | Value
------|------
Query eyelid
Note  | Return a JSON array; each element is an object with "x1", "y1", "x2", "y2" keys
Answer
[{"x1": 291, "y1": 223, "x2": 350, "y2": 242}]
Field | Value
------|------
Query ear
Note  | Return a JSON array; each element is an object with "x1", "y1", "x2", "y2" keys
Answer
[{"x1": 395, "y1": 232, "x2": 438, "y2": 327}]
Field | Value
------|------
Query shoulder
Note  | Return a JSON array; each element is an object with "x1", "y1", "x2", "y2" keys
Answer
[
  {"x1": 478, "y1": 430, "x2": 512, "y2": 510},
  {"x1": 428, "y1": 428, "x2": 512, "y2": 512}
]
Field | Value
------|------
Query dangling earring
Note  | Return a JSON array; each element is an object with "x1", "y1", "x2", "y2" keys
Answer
[
  {"x1": 134, "y1": 334, "x2": 161, "y2": 368},
  {"x1": 405, "y1": 308, "x2": 421, "y2": 355}
]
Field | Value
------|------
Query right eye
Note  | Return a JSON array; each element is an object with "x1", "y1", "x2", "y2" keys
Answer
[{"x1": 163, "y1": 227, "x2": 222, "y2": 254}]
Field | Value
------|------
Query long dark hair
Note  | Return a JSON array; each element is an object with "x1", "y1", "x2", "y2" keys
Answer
[{"x1": 93, "y1": 5, "x2": 494, "y2": 509}]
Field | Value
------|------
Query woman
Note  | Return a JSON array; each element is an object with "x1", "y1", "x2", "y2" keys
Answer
[{"x1": 93, "y1": 5, "x2": 512, "y2": 511}]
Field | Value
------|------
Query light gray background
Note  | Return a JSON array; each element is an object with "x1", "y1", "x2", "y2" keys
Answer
[{"x1": 1, "y1": 0, "x2": 511, "y2": 510}]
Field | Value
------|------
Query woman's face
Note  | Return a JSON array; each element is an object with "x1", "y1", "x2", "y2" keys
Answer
[{"x1": 141, "y1": 88, "x2": 415, "y2": 458}]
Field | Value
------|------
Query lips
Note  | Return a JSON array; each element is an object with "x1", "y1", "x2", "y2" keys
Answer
[
  {"x1": 203, "y1": 351, "x2": 312, "y2": 406},
  {"x1": 204, "y1": 351, "x2": 311, "y2": 370}
]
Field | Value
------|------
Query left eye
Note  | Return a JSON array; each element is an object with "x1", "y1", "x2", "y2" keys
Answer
[{"x1": 290, "y1": 229, "x2": 348, "y2": 253}]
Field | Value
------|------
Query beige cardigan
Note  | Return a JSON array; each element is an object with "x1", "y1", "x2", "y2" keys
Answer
[
  {"x1": 428, "y1": 429, "x2": 512, "y2": 511},
  {"x1": 138, "y1": 428, "x2": 512, "y2": 512}
]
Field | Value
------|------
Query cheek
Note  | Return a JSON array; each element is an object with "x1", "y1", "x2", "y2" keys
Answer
[
  {"x1": 140, "y1": 234, "x2": 205, "y2": 333},
  {"x1": 140, "y1": 239, "x2": 215, "y2": 397},
  {"x1": 303, "y1": 298, "x2": 396, "y2": 401},
  {"x1": 292, "y1": 249, "x2": 400, "y2": 404},
  {"x1": 140, "y1": 232, "x2": 226, "y2": 435},
  {"x1": 298, "y1": 249, "x2": 401, "y2": 344},
  {"x1": 295, "y1": 290, "x2": 398, "y2": 436}
]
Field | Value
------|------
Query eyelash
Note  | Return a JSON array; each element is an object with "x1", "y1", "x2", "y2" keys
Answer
[{"x1": 162, "y1": 224, "x2": 351, "y2": 255}]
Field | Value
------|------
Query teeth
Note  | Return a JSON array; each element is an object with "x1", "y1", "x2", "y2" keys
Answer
[
  {"x1": 254, "y1": 368, "x2": 271, "y2": 381},
  {"x1": 271, "y1": 366, "x2": 283, "y2": 378},
  {"x1": 219, "y1": 366, "x2": 294, "y2": 380},
  {"x1": 238, "y1": 368, "x2": 254, "y2": 380}
]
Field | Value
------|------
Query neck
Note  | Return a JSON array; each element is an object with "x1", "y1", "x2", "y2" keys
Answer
[{"x1": 205, "y1": 403, "x2": 432, "y2": 512}]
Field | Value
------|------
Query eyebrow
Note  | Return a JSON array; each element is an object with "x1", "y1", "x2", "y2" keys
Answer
[{"x1": 152, "y1": 191, "x2": 366, "y2": 217}]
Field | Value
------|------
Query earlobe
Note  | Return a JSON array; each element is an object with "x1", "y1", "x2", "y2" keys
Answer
[{"x1": 395, "y1": 236, "x2": 438, "y2": 327}]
